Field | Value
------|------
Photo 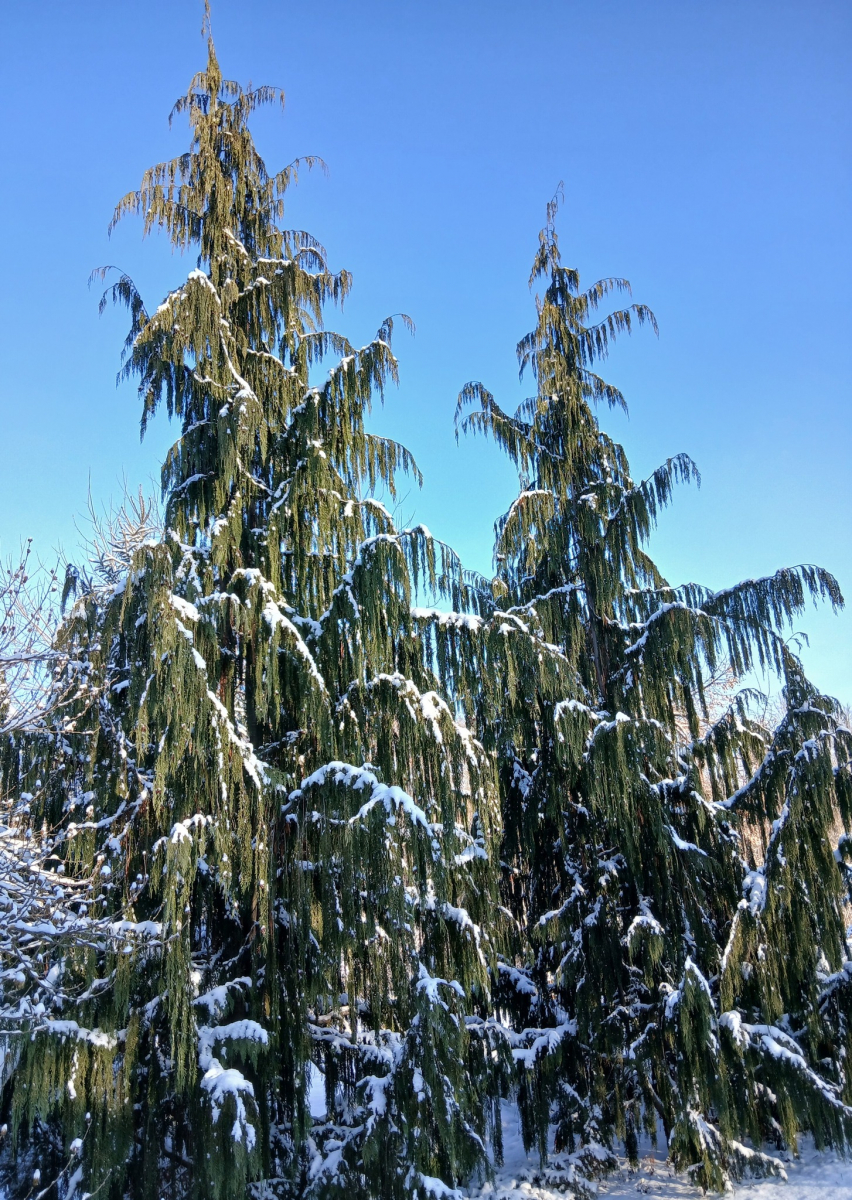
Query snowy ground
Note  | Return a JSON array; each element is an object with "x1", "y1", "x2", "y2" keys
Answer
[
  {"x1": 470, "y1": 1104, "x2": 851, "y2": 1200},
  {"x1": 307, "y1": 1071, "x2": 849, "y2": 1199},
  {"x1": 602, "y1": 1143, "x2": 850, "y2": 1200}
]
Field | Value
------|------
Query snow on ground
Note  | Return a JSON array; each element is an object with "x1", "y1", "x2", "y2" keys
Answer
[
  {"x1": 307, "y1": 1071, "x2": 848, "y2": 1200},
  {"x1": 602, "y1": 1143, "x2": 850, "y2": 1200},
  {"x1": 470, "y1": 1104, "x2": 851, "y2": 1200}
]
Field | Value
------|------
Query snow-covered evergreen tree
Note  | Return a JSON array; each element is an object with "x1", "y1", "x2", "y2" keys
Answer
[
  {"x1": 0, "y1": 31, "x2": 509, "y2": 1199},
  {"x1": 3, "y1": 26, "x2": 851, "y2": 1200},
  {"x1": 456, "y1": 191, "x2": 852, "y2": 1189}
]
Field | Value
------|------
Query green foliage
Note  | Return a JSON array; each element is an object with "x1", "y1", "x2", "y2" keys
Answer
[
  {"x1": 0, "y1": 33, "x2": 505, "y2": 1200},
  {"x1": 1, "y1": 32, "x2": 850, "y2": 1200},
  {"x1": 456, "y1": 189, "x2": 852, "y2": 1190}
]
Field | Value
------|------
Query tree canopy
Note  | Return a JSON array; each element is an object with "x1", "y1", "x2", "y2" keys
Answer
[{"x1": 0, "y1": 27, "x2": 850, "y2": 1200}]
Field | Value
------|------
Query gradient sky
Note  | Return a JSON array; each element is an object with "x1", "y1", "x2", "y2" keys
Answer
[{"x1": 1, "y1": 0, "x2": 849, "y2": 700}]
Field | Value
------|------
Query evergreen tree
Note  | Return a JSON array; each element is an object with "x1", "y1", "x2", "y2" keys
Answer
[
  {"x1": 3, "y1": 26, "x2": 851, "y2": 1200},
  {"x1": 455, "y1": 191, "x2": 852, "y2": 1189},
  {"x1": 0, "y1": 30, "x2": 508, "y2": 1199}
]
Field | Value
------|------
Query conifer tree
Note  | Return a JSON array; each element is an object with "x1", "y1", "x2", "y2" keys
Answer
[
  {"x1": 3, "y1": 24, "x2": 851, "y2": 1199},
  {"x1": 455, "y1": 191, "x2": 852, "y2": 1189},
  {"x1": 0, "y1": 28, "x2": 509, "y2": 1199}
]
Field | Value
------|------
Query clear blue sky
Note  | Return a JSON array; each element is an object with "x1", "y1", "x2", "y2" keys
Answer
[{"x1": 1, "y1": 0, "x2": 849, "y2": 700}]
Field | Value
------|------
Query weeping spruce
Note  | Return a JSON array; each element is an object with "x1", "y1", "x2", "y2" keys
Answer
[
  {"x1": 1, "y1": 35, "x2": 851, "y2": 1200},
  {"x1": 0, "y1": 37, "x2": 507, "y2": 1200},
  {"x1": 452, "y1": 194, "x2": 852, "y2": 1189}
]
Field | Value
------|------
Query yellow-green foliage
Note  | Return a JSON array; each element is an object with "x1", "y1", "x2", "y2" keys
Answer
[
  {"x1": 1, "y1": 32, "x2": 850, "y2": 1200},
  {"x1": 457, "y1": 189, "x2": 852, "y2": 1191},
  {"x1": 1, "y1": 31, "x2": 510, "y2": 1200}
]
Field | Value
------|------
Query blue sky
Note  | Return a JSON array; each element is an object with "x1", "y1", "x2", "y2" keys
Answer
[{"x1": 1, "y1": 0, "x2": 849, "y2": 700}]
